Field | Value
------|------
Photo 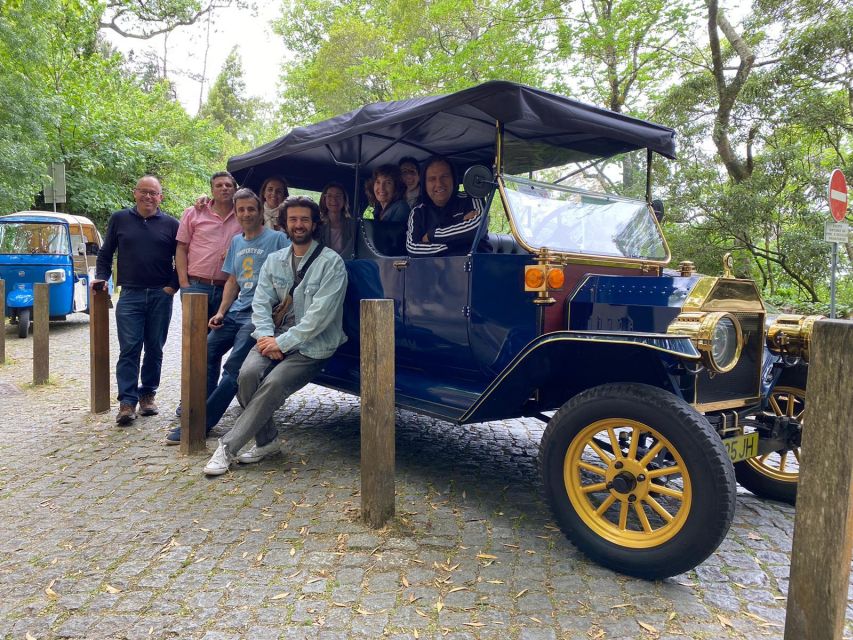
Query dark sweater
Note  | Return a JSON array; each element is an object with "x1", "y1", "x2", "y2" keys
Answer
[{"x1": 96, "y1": 207, "x2": 179, "y2": 289}]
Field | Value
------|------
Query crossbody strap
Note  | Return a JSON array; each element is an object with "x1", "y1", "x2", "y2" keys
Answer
[{"x1": 287, "y1": 243, "x2": 322, "y2": 299}]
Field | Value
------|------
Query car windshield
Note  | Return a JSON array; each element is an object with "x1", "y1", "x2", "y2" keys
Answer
[
  {"x1": 500, "y1": 175, "x2": 669, "y2": 261},
  {"x1": 0, "y1": 222, "x2": 71, "y2": 255}
]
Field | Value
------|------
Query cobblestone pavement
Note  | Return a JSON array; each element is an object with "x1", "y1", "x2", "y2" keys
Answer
[{"x1": 1, "y1": 308, "x2": 851, "y2": 640}]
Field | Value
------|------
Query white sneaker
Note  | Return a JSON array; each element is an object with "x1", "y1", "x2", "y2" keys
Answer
[
  {"x1": 237, "y1": 438, "x2": 281, "y2": 464},
  {"x1": 204, "y1": 440, "x2": 234, "y2": 476}
]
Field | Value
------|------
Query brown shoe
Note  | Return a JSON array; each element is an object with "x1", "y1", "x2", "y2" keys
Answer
[
  {"x1": 116, "y1": 403, "x2": 137, "y2": 426},
  {"x1": 139, "y1": 394, "x2": 159, "y2": 416}
]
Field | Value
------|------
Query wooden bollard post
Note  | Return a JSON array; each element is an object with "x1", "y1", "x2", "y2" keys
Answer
[
  {"x1": 180, "y1": 293, "x2": 207, "y2": 454},
  {"x1": 784, "y1": 319, "x2": 853, "y2": 640},
  {"x1": 89, "y1": 287, "x2": 110, "y2": 413},
  {"x1": 33, "y1": 283, "x2": 50, "y2": 384},
  {"x1": 360, "y1": 298, "x2": 395, "y2": 528},
  {"x1": 0, "y1": 279, "x2": 5, "y2": 365}
]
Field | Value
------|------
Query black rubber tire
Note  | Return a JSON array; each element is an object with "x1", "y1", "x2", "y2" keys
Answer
[
  {"x1": 17, "y1": 308, "x2": 30, "y2": 338},
  {"x1": 734, "y1": 366, "x2": 807, "y2": 505},
  {"x1": 539, "y1": 382, "x2": 736, "y2": 579}
]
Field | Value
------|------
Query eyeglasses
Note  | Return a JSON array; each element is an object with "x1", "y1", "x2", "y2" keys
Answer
[{"x1": 134, "y1": 189, "x2": 162, "y2": 197}]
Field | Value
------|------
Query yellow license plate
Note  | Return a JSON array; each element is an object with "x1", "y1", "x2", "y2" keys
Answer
[{"x1": 722, "y1": 432, "x2": 759, "y2": 463}]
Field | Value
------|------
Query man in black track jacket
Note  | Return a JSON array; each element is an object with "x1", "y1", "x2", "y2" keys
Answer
[{"x1": 406, "y1": 156, "x2": 490, "y2": 256}]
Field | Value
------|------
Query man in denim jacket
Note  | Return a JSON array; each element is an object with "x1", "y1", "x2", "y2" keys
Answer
[{"x1": 204, "y1": 196, "x2": 348, "y2": 475}]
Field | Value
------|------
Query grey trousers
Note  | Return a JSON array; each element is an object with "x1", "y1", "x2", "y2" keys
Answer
[{"x1": 222, "y1": 348, "x2": 327, "y2": 454}]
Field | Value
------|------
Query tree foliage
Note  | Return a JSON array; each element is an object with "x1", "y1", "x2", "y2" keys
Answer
[
  {"x1": 274, "y1": 0, "x2": 546, "y2": 124},
  {"x1": 199, "y1": 47, "x2": 258, "y2": 139},
  {"x1": 0, "y1": 0, "x2": 228, "y2": 227}
]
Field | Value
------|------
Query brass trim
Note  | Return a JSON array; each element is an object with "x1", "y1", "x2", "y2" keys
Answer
[
  {"x1": 496, "y1": 176, "x2": 672, "y2": 268},
  {"x1": 722, "y1": 252, "x2": 734, "y2": 279},
  {"x1": 694, "y1": 397, "x2": 760, "y2": 412},
  {"x1": 682, "y1": 276, "x2": 765, "y2": 313}
]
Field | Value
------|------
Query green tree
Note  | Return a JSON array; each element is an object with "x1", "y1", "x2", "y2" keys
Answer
[
  {"x1": 656, "y1": 1, "x2": 851, "y2": 304},
  {"x1": 274, "y1": 0, "x2": 546, "y2": 124},
  {"x1": 0, "y1": 0, "x2": 228, "y2": 225},
  {"x1": 199, "y1": 47, "x2": 258, "y2": 140}
]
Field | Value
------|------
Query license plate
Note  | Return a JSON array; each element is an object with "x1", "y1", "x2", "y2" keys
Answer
[{"x1": 722, "y1": 432, "x2": 759, "y2": 463}]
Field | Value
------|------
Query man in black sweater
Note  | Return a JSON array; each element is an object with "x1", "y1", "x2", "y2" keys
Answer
[
  {"x1": 94, "y1": 175, "x2": 179, "y2": 425},
  {"x1": 406, "y1": 156, "x2": 489, "y2": 256}
]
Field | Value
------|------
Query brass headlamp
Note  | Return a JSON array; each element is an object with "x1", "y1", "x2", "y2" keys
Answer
[
  {"x1": 667, "y1": 311, "x2": 744, "y2": 373},
  {"x1": 765, "y1": 314, "x2": 824, "y2": 362}
]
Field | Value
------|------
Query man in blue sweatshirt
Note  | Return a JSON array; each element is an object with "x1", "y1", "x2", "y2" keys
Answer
[{"x1": 94, "y1": 175, "x2": 179, "y2": 425}]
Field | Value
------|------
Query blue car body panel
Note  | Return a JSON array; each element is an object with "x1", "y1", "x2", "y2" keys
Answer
[{"x1": 315, "y1": 247, "x2": 703, "y2": 424}]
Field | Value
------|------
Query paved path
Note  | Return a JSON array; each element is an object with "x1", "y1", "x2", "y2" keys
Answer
[{"x1": 0, "y1": 308, "x2": 851, "y2": 640}]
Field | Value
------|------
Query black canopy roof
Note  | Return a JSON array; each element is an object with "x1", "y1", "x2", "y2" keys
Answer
[{"x1": 228, "y1": 81, "x2": 676, "y2": 193}]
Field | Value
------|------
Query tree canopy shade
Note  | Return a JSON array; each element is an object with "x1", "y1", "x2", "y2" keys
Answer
[{"x1": 227, "y1": 81, "x2": 676, "y2": 193}]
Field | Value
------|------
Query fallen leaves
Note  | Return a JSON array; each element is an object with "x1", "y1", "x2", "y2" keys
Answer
[
  {"x1": 104, "y1": 584, "x2": 121, "y2": 594},
  {"x1": 638, "y1": 620, "x2": 658, "y2": 634},
  {"x1": 44, "y1": 580, "x2": 58, "y2": 599}
]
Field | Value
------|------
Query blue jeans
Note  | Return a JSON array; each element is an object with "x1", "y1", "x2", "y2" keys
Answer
[
  {"x1": 115, "y1": 287, "x2": 174, "y2": 405},
  {"x1": 205, "y1": 308, "x2": 255, "y2": 431},
  {"x1": 181, "y1": 281, "x2": 223, "y2": 321}
]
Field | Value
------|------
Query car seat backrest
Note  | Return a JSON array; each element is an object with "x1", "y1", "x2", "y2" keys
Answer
[
  {"x1": 359, "y1": 219, "x2": 407, "y2": 257},
  {"x1": 486, "y1": 233, "x2": 524, "y2": 254}
]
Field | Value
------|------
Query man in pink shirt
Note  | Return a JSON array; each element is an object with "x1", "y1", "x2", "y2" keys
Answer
[{"x1": 176, "y1": 171, "x2": 242, "y2": 319}]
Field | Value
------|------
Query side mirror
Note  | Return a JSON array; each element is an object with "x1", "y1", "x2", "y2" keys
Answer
[
  {"x1": 651, "y1": 199, "x2": 665, "y2": 223},
  {"x1": 463, "y1": 165, "x2": 496, "y2": 199},
  {"x1": 76, "y1": 242, "x2": 86, "y2": 256}
]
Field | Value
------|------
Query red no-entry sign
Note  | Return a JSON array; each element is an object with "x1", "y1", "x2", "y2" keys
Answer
[{"x1": 829, "y1": 169, "x2": 848, "y2": 222}]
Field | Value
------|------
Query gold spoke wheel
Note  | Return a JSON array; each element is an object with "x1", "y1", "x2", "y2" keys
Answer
[
  {"x1": 744, "y1": 386, "x2": 803, "y2": 483},
  {"x1": 564, "y1": 418, "x2": 692, "y2": 549}
]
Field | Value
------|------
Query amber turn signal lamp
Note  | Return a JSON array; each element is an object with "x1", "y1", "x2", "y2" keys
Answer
[
  {"x1": 547, "y1": 268, "x2": 564, "y2": 289},
  {"x1": 524, "y1": 266, "x2": 546, "y2": 291}
]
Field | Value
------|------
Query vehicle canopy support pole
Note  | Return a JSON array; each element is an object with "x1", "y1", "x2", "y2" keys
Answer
[
  {"x1": 784, "y1": 319, "x2": 853, "y2": 640},
  {"x1": 645, "y1": 148, "x2": 653, "y2": 203},
  {"x1": 353, "y1": 135, "x2": 363, "y2": 217},
  {"x1": 180, "y1": 293, "x2": 208, "y2": 455},
  {"x1": 0, "y1": 279, "x2": 5, "y2": 365},
  {"x1": 33, "y1": 283, "x2": 49, "y2": 384},
  {"x1": 360, "y1": 298, "x2": 395, "y2": 528},
  {"x1": 89, "y1": 287, "x2": 110, "y2": 413}
]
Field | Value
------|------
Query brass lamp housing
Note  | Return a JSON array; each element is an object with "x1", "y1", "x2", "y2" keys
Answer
[
  {"x1": 667, "y1": 311, "x2": 744, "y2": 373},
  {"x1": 766, "y1": 314, "x2": 824, "y2": 363}
]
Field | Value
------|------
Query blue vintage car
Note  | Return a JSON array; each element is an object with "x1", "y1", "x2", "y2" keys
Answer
[
  {"x1": 228, "y1": 81, "x2": 813, "y2": 578},
  {"x1": 0, "y1": 211, "x2": 106, "y2": 337}
]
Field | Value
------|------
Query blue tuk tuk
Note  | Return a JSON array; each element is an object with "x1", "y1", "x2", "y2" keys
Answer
[{"x1": 0, "y1": 211, "x2": 105, "y2": 337}]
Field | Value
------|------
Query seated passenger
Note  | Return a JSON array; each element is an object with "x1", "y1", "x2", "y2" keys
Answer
[
  {"x1": 406, "y1": 156, "x2": 489, "y2": 256},
  {"x1": 366, "y1": 164, "x2": 410, "y2": 223},
  {"x1": 259, "y1": 175, "x2": 290, "y2": 231},
  {"x1": 319, "y1": 182, "x2": 356, "y2": 257},
  {"x1": 399, "y1": 156, "x2": 421, "y2": 209}
]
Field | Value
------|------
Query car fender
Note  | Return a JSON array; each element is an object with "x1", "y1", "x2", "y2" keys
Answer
[
  {"x1": 6, "y1": 287, "x2": 34, "y2": 310},
  {"x1": 460, "y1": 331, "x2": 700, "y2": 424}
]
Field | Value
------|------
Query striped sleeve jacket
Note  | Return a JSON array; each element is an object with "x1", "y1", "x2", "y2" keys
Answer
[{"x1": 406, "y1": 194, "x2": 484, "y2": 256}]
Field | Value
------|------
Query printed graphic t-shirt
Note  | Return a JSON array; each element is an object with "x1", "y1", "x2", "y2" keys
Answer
[{"x1": 222, "y1": 228, "x2": 290, "y2": 313}]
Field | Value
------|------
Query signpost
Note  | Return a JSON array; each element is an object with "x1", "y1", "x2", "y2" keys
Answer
[
  {"x1": 42, "y1": 162, "x2": 66, "y2": 213},
  {"x1": 826, "y1": 170, "x2": 848, "y2": 319}
]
